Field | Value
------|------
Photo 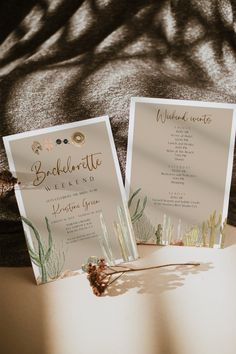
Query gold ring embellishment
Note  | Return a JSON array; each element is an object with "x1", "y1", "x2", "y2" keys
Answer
[{"x1": 71, "y1": 131, "x2": 85, "y2": 146}]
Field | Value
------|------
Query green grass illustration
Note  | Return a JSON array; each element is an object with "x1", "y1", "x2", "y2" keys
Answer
[
  {"x1": 207, "y1": 211, "x2": 222, "y2": 248},
  {"x1": 22, "y1": 216, "x2": 52, "y2": 283},
  {"x1": 220, "y1": 219, "x2": 227, "y2": 249},
  {"x1": 128, "y1": 188, "x2": 147, "y2": 223},
  {"x1": 46, "y1": 243, "x2": 65, "y2": 280}
]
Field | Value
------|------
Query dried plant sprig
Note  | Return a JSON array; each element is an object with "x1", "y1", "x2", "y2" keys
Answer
[
  {"x1": 83, "y1": 257, "x2": 200, "y2": 296},
  {"x1": 0, "y1": 170, "x2": 19, "y2": 198}
]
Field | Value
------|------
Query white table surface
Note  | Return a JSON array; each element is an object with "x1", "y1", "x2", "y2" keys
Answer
[{"x1": 1, "y1": 225, "x2": 236, "y2": 354}]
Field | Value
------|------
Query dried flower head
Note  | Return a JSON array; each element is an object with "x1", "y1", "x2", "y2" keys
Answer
[
  {"x1": 31, "y1": 141, "x2": 42, "y2": 155},
  {"x1": 84, "y1": 257, "x2": 110, "y2": 296},
  {"x1": 0, "y1": 170, "x2": 18, "y2": 198},
  {"x1": 42, "y1": 138, "x2": 54, "y2": 152}
]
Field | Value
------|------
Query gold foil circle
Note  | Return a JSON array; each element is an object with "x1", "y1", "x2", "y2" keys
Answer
[{"x1": 71, "y1": 131, "x2": 85, "y2": 146}]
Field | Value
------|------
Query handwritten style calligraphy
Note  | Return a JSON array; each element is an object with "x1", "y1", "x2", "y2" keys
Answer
[
  {"x1": 31, "y1": 153, "x2": 102, "y2": 186},
  {"x1": 156, "y1": 107, "x2": 212, "y2": 125}
]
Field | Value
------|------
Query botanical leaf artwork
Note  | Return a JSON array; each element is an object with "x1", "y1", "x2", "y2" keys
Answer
[
  {"x1": 21, "y1": 216, "x2": 71, "y2": 284},
  {"x1": 128, "y1": 189, "x2": 227, "y2": 249},
  {"x1": 22, "y1": 205, "x2": 139, "y2": 284},
  {"x1": 207, "y1": 211, "x2": 222, "y2": 248},
  {"x1": 99, "y1": 206, "x2": 138, "y2": 264},
  {"x1": 159, "y1": 212, "x2": 226, "y2": 248},
  {"x1": 128, "y1": 188, "x2": 154, "y2": 243},
  {"x1": 132, "y1": 213, "x2": 156, "y2": 244},
  {"x1": 128, "y1": 188, "x2": 147, "y2": 223}
]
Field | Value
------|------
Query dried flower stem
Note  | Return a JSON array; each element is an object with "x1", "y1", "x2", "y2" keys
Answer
[
  {"x1": 108, "y1": 272, "x2": 125, "y2": 286},
  {"x1": 105, "y1": 262, "x2": 200, "y2": 277}
]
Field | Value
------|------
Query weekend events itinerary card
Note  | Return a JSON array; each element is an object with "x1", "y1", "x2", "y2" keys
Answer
[
  {"x1": 3, "y1": 116, "x2": 138, "y2": 284},
  {"x1": 126, "y1": 98, "x2": 236, "y2": 248}
]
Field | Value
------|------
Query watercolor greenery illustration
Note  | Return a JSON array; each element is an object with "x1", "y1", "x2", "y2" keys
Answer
[
  {"x1": 177, "y1": 211, "x2": 226, "y2": 248},
  {"x1": 128, "y1": 188, "x2": 155, "y2": 243},
  {"x1": 128, "y1": 189, "x2": 227, "y2": 248},
  {"x1": 22, "y1": 205, "x2": 138, "y2": 284},
  {"x1": 128, "y1": 188, "x2": 147, "y2": 223},
  {"x1": 22, "y1": 216, "x2": 66, "y2": 284},
  {"x1": 98, "y1": 206, "x2": 138, "y2": 265}
]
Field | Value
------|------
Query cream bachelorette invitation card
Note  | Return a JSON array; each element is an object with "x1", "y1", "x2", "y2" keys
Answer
[
  {"x1": 4, "y1": 117, "x2": 138, "y2": 284},
  {"x1": 126, "y1": 98, "x2": 236, "y2": 248}
]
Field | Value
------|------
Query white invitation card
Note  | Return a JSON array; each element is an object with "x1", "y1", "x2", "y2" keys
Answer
[
  {"x1": 4, "y1": 117, "x2": 138, "y2": 284},
  {"x1": 126, "y1": 98, "x2": 236, "y2": 248}
]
